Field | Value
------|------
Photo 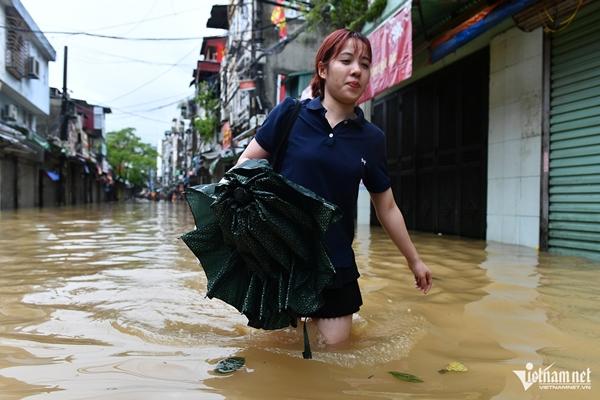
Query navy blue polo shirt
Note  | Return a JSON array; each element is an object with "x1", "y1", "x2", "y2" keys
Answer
[{"x1": 255, "y1": 96, "x2": 391, "y2": 287}]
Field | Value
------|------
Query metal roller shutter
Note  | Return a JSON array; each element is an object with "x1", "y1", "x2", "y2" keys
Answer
[{"x1": 549, "y1": 1, "x2": 600, "y2": 259}]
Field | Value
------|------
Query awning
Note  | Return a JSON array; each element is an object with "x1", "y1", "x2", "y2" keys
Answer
[
  {"x1": 0, "y1": 131, "x2": 20, "y2": 145},
  {"x1": 233, "y1": 126, "x2": 256, "y2": 143},
  {"x1": 0, "y1": 122, "x2": 26, "y2": 141},
  {"x1": 201, "y1": 149, "x2": 221, "y2": 160},
  {"x1": 0, "y1": 130, "x2": 36, "y2": 154},
  {"x1": 205, "y1": 148, "x2": 240, "y2": 176},
  {"x1": 206, "y1": 4, "x2": 228, "y2": 29},
  {"x1": 28, "y1": 131, "x2": 50, "y2": 151},
  {"x1": 220, "y1": 148, "x2": 236, "y2": 161},
  {"x1": 430, "y1": 0, "x2": 537, "y2": 62}
]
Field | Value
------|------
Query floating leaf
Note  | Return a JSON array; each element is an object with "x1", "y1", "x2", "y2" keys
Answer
[
  {"x1": 438, "y1": 361, "x2": 468, "y2": 374},
  {"x1": 388, "y1": 371, "x2": 424, "y2": 383},
  {"x1": 214, "y1": 357, "x2": 245, "y2": 374}
]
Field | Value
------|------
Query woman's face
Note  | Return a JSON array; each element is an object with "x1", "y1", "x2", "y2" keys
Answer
[{"x1": 319, "y1": 39, "x2": 371, "y2": 105}]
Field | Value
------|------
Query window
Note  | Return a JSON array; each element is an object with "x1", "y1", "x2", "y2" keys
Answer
[
  {"x1": 4, "y1": 7, "x2": 29, "y2": 79},
  {"x1": 207, "y1": 46, "x2": 217, "y2": 61}
]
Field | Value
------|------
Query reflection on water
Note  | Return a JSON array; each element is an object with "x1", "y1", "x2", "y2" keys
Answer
[{"x1": 0, "y1": 201, "x2": 598, "y2": 399}]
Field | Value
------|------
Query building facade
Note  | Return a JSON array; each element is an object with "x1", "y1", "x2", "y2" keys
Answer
[
  {"x1": 44, "y1": 89, "x2": 113, "y2": 206},
  {"x1": 157, "y1": 2, "x2": 326, "y2": 189},
  {"x1": 219, "y1": 0, "x2": 323, "y2": 138},
  {"x1": 0, "y1": 0, "x2": 55, "y2": 210},
  {"x1": 361, "y1": 0, "x2": 600, "y2": 260},
  {"x1": 158, "y1": 35, "x2": 228, "y2": 193}
]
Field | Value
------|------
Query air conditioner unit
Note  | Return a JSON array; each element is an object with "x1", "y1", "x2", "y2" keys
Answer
[
  {"x1": 2, "y1": 104, "x2": 18, "y2": 122},
  {"x1": 26, "y1": 57, "x2": 40, "y2": 79}
]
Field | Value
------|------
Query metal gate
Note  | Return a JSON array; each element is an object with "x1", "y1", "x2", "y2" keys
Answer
[
  {"x1": 372, "y1": 48, "x2": 488, "y2": 238},
  {"x1": 549, "y1": 1, "x2": 600, "y2": 259}
]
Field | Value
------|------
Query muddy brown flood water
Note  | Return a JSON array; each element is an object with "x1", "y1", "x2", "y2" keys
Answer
[{"x1": 0, "y1": 201, "x2": 598, "y2": 399}]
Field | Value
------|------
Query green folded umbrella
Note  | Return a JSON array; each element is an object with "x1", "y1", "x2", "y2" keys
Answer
[{"x1": 181, "y1": 159, "x2": 341, "y2": 331}]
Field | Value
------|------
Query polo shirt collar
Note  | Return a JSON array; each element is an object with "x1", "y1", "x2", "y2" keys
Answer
[
  {"x1": 306, "y1": 96, "x2": 325, "y2": 111},
  {"x1": 307, "y1": 97, "x2": 365, "y2": 126}
]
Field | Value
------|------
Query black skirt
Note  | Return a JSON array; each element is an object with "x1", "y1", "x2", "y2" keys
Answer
[{"x1": 306, "y1": 279, "x2": 363, "y2": 318}]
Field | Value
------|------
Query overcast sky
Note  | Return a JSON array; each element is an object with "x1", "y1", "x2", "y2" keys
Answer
[{"x1": 21, "y1": 0, "x2": 228, "y2": 148}]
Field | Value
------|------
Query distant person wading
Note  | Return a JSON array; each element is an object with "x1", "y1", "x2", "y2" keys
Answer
[{"x1": 235, "y1": 28, "x2": 433, "y2": 345}]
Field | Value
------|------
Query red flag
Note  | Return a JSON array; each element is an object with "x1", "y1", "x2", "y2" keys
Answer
[{"x1": 271, "y1": 0, "x2": 287, "y2": 39}]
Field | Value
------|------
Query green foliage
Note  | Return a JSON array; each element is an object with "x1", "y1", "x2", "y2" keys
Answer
[
  {"x1": 304, "y1": 0, "x2": 387, "y2": 32},
  {"x1": 106, "y1": 127, "x2": 157, "y2": 188},
  {"x1": 388, "y1": 371, "x2": 424, "y2": 383},
  {"x1": 348, "y1": 0, "x2": 387, "y2": 31},
  {"x1": 194, "y1": 81, "x2": 219, "y2": 143},
  {"x1": 193, "y1": 116, "x2": 217, "y2": 142}
]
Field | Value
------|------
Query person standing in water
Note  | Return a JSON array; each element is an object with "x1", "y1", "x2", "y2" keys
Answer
[{"x1": 236, "y1": 29, "x2": 432, "y2": 345}]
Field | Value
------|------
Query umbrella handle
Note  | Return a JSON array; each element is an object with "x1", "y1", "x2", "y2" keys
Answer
[{"x1": 302, "y1": 318, "x2": 312, "y2": 359}]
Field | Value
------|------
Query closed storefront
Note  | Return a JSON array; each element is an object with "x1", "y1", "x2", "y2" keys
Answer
[
  {"x1": 372, "y1": 48, "x2": 489, "y2": 238},
  {"x1": 0, "y1": 157, "x2": 17, "y2": 210},
  {"x1": 549, "y1": 1, "x2": 600, "y2": 259},
  {"x1": 17, "y1": 161, "x2": 37, "y2": 209}
]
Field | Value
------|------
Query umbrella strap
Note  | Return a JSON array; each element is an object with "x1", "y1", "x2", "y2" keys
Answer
[{"x1": 302, "y1": 318, "x2": 312, "y2": 359}]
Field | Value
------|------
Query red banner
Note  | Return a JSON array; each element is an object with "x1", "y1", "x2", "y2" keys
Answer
[{"x1": 359, "y1": 3, "x2": 412, "y2": 103}]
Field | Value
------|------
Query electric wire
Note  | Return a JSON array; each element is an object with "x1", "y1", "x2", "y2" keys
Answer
[
  {"x1": 542, "y1": 0, "x2": 583, "y2": 33},
  {"x1": 108, "y1": 108, "x2": 171, "y2": 124},
  {"x1": 68, "y1": 44, "x2": 195, "y2": 66},
  {"x1": 70, "y1": 53, "x2": 185, "y2": 67},
  {"x1": 106, "y1": 45, "x2": 198, "y2": 103},
  {"x1": 86, "y1": 5, "x2": 204, "y2": 33},
  {"x1": 117, "y1": 0, "x2": 158, "y2": 36},
  {"x1": 118, "y1": 92, "x2": 193, "y2": 109},
  {"x1": 0, "y1": 25, "x2": 205, "y2": 41}
]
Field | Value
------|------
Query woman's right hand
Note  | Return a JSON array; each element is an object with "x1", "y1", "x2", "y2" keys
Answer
[{"x1": 409, "y1": 259, "x2": 432, "y2": 294}]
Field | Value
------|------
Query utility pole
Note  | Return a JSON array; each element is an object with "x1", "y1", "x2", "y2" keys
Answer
[
  {"x1": 254, "y1": 0, "x2": 264, "y2": 113},
  {"x1": 250, "y1": 0, "x2": 256, "y2": 118},
  {"x1": 60, "y1": 46, "x2": 68, "y2": 141},
  {"x1": 59, "y1": 46, "x2": 68, "y2": 206}
]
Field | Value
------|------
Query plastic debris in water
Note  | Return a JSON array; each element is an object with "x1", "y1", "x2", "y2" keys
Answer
[
  {"x1": 214, "y1": 357, "x2": 245, "y2": 374},
  {"x1": 438, "y1": 361, "x2": 468, "y2": 374},
  {"x1": 388, "y1": 371, "x2": 424, "y2": 383}
]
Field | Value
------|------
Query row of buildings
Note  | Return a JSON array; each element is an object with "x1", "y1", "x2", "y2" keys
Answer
[
  {"x1": 158, "y1": 0, "x2": 600, "y2": 261},
  {"x1": 158, "y1": 0, "x2": 322, "y2": 195},
  {"x1": 0, "y1": 0, "x2": 117, "y2": 211}
]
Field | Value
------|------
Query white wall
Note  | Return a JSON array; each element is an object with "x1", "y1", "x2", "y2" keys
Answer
[
  {"x1": 487, "y1": 27, "x2": 543, "y2": 248},
  {"x1": 0, "y1": 5, "x2": 52, "y2": 116}
]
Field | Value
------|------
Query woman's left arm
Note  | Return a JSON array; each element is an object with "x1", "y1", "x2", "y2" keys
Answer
[{"x1": 370, "y1": 188, "x2": 432, "y2": 294}]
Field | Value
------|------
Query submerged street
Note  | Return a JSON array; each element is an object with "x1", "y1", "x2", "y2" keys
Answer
[{"x1": 0, "y1": 201, "x2": 598, "y2": 399}]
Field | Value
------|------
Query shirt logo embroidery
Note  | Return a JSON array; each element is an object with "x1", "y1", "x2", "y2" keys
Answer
[{"x1": 361, "y1": 157, "x2": 367, "y2": 166}]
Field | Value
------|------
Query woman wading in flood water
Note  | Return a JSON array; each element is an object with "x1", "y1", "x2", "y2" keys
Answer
[{"x1": 236, "y1": 28, "x2": 432, "y2": 345}]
